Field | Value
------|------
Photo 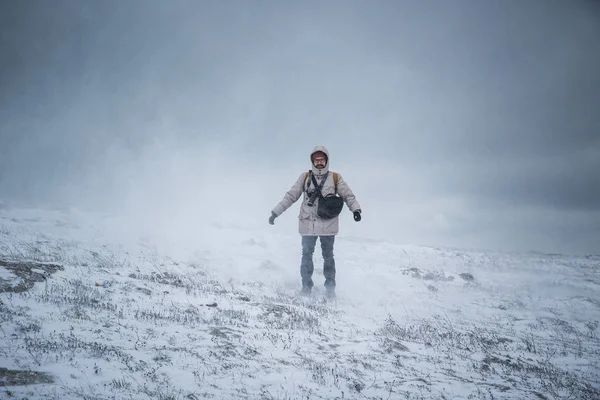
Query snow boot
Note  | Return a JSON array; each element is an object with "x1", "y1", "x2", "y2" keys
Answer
[
  {"x1": 325, "y1": 286, "x2": 336, "y2": 300},
  {"x1": 301, "y1": 285, "x2": 312, "y2": 296}
]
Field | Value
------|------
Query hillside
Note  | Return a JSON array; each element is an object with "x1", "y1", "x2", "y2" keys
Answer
[{"x1": 1, "y1": 205, "x2": 599, "y2": 399}]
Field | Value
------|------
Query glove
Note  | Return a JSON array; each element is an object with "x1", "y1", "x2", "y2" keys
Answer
[
  {"x1": 269, "y1": 212, "x2": 277, "y2": 225},
  {"x1": 353, "y1": 210, "x2": 362, "y2": 222}
]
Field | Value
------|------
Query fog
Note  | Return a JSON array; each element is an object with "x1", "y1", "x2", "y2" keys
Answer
[{"x1": 1, "y1": 0, "x2": 599, "y2": 255}]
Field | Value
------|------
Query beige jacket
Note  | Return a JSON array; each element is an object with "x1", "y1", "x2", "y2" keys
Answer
[{"x1": 272, "y1": 146, "x2": 361, "y2": 236}]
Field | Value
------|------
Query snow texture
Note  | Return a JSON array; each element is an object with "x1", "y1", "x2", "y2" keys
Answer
[{"x1": 0, "y1": 206, "x2": 599, "y2": 399}]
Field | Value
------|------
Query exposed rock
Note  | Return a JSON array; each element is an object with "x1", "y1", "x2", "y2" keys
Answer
[
  {"x1": 0, "y1": 367, "x2": 54, "y2": 386},
  {"x1": 0, "y1": 260, "x2": 63, "y2": 293}
]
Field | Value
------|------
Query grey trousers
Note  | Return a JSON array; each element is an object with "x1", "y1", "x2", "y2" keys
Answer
[{"x1": 301, "y1": 235, "x2": 335, "y2": 289}]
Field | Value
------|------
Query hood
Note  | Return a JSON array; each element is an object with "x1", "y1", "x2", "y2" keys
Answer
[{"x1": 310, "y1": 145, "x2": 330, "y2": 177}]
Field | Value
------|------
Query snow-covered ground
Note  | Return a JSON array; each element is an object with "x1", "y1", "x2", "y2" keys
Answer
[{"x1": 0, "y1": 204, "x2": 599, "y2": 399}]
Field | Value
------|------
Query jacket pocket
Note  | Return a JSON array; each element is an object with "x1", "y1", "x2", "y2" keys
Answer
[
  {"x1": 322, "y1": 216, "x2": 339, "y2": 235},
  {"x1": 299, "y1": 210, "x2": 311, "y2": 219},
  {"x1": 299, "y1": 217, "x2": 312, "y2": 235}
]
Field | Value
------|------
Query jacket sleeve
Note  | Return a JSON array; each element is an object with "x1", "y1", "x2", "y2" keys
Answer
[
  {"x1": 272, "y1": 173, "x2": 306, "y2": 216},
  {"x1": 336, "y1": 174, "x2": 361, "y2": 213}
]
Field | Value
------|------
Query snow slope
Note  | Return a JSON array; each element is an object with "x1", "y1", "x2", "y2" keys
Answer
[{"x1": 0, "y1": 205, "x2": 599, "y2": 399}]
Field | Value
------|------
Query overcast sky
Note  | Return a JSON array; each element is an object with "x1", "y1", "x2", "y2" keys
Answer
[{"x1": 1, "y1": 0, "x2": 599, "y2": 255}]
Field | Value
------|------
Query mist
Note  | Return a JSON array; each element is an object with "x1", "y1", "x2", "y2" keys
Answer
[{"x1": 1, "y1": 0, "x2": 599, "y2": 255}]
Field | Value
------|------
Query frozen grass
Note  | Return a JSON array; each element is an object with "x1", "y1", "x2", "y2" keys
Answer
[{"x1": 0, "y1": 209, "x2": 599, "y2": 399}]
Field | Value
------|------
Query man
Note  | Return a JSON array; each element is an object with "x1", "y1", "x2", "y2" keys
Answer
[{"x1": 269, "y1": 145, "x2": 362, "y2": 299}]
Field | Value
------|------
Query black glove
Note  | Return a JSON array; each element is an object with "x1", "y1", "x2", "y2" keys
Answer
[
  {"x1": 353, "y1": 210, "x2": 362, "y2": 222},
  {"x1": 269, "y1": 212, "x2": 277, "y2": 225}
]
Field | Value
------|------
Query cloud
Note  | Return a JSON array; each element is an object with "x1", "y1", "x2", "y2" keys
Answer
[{"x1": 0, "y1": 0, "x2": 598, "y2": 254}]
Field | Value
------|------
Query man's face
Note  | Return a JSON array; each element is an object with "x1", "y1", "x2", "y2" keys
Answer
[{"x1": 312, "y1": 155, "x2": 327, "y2": 169}]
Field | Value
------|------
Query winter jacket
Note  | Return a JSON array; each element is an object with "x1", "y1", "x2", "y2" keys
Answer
[{"x1": 272, "y1": 146, "x2": 361, "y2": 236}]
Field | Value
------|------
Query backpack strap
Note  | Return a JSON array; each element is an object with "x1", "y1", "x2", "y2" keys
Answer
[
  {"x1": 304, "y1": 171, "x2": 339, "y2": 192},
  {"x1": 310, "y1": 171, "x2": 329, "y2": 196},
  {"x1": 304, "y1": 171, "x2": 311, "y2": 191}
]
